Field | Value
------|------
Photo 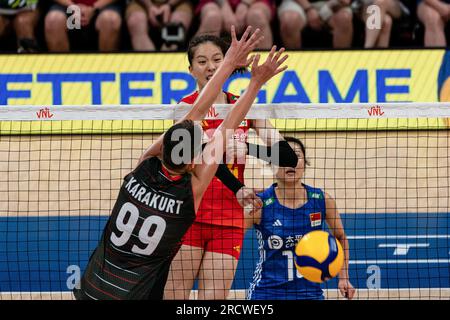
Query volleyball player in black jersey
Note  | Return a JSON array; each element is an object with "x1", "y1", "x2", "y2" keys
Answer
[{"x1": 73, "y1": 26, "x2": 289, "y2": 300}]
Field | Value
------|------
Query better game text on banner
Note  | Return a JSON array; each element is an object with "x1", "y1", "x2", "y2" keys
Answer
[{"x1": 0, "y1": 50, "x2": 449, "y2": 132}]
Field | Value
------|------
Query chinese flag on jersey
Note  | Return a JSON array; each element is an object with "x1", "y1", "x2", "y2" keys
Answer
[{"x1": 309, "y1": 213, "x2": 322, "y2": 227}]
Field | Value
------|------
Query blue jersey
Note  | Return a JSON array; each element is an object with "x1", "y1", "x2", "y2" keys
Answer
[{"x1": 247, "y1": 183, "x2": 327, "y2": 300}]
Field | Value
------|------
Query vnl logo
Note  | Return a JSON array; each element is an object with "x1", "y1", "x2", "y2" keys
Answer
[
  {"x1": 367, "y1": 105, "x2": 385, "y2": 116},
  {"x1": 36, "y1": 107, "x2": 54, "y2": 119}
]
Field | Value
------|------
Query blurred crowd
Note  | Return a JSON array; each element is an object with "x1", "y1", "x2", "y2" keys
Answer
[{"x1": 0, "y1": 0, "x2": 449, "y2": 53}]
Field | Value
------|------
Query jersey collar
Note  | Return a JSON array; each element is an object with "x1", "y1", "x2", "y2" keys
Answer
[{"x1": 161, "y1": 164, "x2": 183, "y2": 181}]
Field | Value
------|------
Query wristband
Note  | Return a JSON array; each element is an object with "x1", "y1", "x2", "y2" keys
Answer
[{"x1": 215, "y1": 163, "x2": 245, "y2": 194}]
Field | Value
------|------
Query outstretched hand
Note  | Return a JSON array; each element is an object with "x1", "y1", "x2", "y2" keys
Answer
[
  {"x1": 250, "y1": 46, "x2": 288, "y2": 85},
  {"x1": 223, "y1": 25, "x2": 263, "y2": 70}
]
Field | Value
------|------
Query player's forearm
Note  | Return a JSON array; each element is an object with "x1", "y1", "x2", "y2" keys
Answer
[
  {"x1": 137, "y1": 134, "x2": 164, "y2": 166},
  {"x1": 200, "y1": 142, "x2": 245, "y2": 193},
  {"x1": 253, "y1": 120, "x2": 284, "y2": 146},
  {"x1": 192, "y1": 80, "x2": 260, "y2": 207},
  {"x1": 219, "y1": 80, "x2": 261, "y2": 132},
  {"x1": 185, "y1": 63, "x2": 235, "y2": 121},
  {"x1": 337, "y1": 235, "x2": 350, "y2": 279},
  {"x1": 215, "y1": 163, "x2": 244, "y2": 193}
]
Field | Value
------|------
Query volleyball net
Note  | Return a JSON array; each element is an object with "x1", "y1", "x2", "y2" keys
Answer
[{"x1": 0, "y1": 103, "x2": 449, "y2": 300}]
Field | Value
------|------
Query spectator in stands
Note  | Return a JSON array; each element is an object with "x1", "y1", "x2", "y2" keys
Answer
[
  {"x1": 195, "y1": 0, "x2": 245, "y2": 36},
  {"x1": 277, "y1": 0, "x2": 306, "y2": 49},
  {"x1": 45, "y1": 0, "x2": 123, "y2": 52},
  {"x1": 354, "y1": 0, "x2": 410, "y2": 48},
  {"x1": 245, "y1": 0, "x2": 275, "y2": 49},
  {"x1": 417, "y1": 0, "x2": 450, "y2": 47},
  {"x1": 277, "y1": 0, "x2": 353, "y2": 49},
  {"x1": 0, "y1": 0, "x2": 40, "y2": 52},
  {"x1": 196, "y1": 0, "x2": 274, "y2": 49},
  {"x1": 126, "y1": 0, "x2": 194, "y2": 51}
]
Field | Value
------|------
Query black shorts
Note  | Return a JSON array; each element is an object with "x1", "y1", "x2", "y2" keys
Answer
[{"x1": 47, "y1": 2, "x2": 123, "y2": 50}]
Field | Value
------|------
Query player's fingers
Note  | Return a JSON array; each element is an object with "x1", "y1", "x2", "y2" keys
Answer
[
  {"x1": 245, "y1": 55, "x2": 255, "y2": 67},
  {"x1": 247, "y1": 28, "x2": 261, "y2": 47},
  {"x1": 347, "y1": 288, "x2": 356, "y2": 300},
  {"x1": 248, "y1": 37, "x2": 262, "y2": 52},
  {"x1": 276, "y1": 54, "x2": 289, "y2": 67},
  {"x1": 254, "y1": 36, "x2": 261, "y2": 47},
  {"x1": 339, "y1": 286, "x2": 346, "y2": 298},
  {"x1": 254, "y1": 198, "x2": 263, "y2": 209},
  {"x1": 267, "y1": 45, "x2": 276, "y2": 62},
  {"x1": 273, "y1": 47, "x2": 285, "y2": 62},
  {"x1": 252, "y1": 54, "x2": 261, "y2": 68},
  {"x1": 231, "y1": 25, "x2": 237, "y2": 43},
  {"x1": 274, "y1": 65, "x2": 288, "y2": 76},
  {"x1": 240, "y1": 25, "x2": 252, "y2": 43}
]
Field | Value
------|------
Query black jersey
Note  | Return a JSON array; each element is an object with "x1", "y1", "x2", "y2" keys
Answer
[{"x1": 74, "y1": 157, "x2": 195, "y2": 300}]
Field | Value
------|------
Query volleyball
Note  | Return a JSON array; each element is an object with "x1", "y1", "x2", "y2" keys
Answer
[{"x1": 294, "y1": 230, "x2": 344, "y2": 283}]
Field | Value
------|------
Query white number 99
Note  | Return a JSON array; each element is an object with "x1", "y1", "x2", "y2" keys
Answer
[{"x1": 110, "y1": 202, "x2": 166, "y2": 256}]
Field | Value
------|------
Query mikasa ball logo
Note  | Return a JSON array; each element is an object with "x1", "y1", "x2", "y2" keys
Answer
[{"x1": 268, "y1": 235, "x2": 283, "y2": 249}]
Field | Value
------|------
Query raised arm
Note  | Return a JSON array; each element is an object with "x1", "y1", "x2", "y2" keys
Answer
[
  {"x1": 137, "y1": 26, "x2": 262, "y2": 165},
  {"x1": 191, "y1": 46, "x2": 288, "y2": 211},
  {"x1": 252, "y1": 119, "x2": 283, "y2": 146},
  {"x1": 251, "y1": 111, "x2": 298, "y2": 168}
]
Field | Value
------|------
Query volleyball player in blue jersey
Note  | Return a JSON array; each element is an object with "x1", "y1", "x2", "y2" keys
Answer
[{"x1": 247, "y1": 137, "x2": 355, "y2": 300}]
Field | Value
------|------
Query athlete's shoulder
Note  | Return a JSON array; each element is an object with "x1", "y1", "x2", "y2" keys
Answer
[
  {"x1": 304, "y1": 184, "x2": 325, "y2": 199},
  {"x1": 179, "y1": 91, "x2": 199, "y2": 104}
]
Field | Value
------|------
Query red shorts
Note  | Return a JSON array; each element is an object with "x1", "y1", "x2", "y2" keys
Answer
[
  {"x1": 195, "y1": 0, "x2": 276, "y2": 19},
  {"x1": 182, "y1": 222, "x2": 244, "y2": 260}
]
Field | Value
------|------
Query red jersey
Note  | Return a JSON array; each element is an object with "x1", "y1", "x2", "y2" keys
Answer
[{"x1": 180, "y1": 91, "x2": 251, "y2": 228}]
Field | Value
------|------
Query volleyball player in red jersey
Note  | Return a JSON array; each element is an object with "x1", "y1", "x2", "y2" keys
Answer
[
  {"x1": 74, "y1": 26, "x2": 289, "y2": 300},
  {"x1": 164, "y1": 34, "x2": 288, "y2": 300}
]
